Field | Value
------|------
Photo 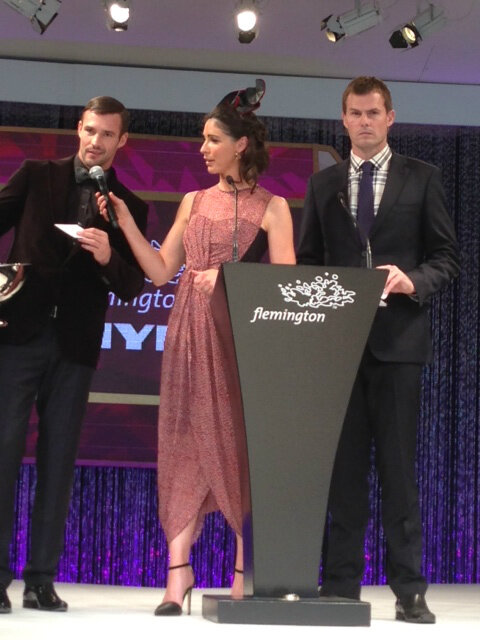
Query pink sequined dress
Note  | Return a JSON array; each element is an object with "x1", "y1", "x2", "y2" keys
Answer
[{"x1": 157, "y1": 184, "x2": 272, "y2": 542}]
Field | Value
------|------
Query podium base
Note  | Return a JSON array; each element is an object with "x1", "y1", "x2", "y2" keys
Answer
[{"x1": 202, "y1": 594, "x2": 371, "y2": 626}]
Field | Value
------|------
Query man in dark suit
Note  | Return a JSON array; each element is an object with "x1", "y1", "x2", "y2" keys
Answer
[
  {"x1": 297, "y1": 77, "x2": 459, "y2": 623},
  {"x1": 0, "y1": 96, "x2": 148, "y2": 613}
]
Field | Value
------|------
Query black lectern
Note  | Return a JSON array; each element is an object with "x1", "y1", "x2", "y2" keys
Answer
[{"x1": 203, "y1": 264, "x2": 386, "y2": 626}]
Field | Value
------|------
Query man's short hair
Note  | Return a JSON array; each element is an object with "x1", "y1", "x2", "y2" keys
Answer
[
  {"x1": 342, "y1": 77, "x2": 393, "y2": 114},
  {"x1": 81, "y1": 96, "x2": 130, "y2": 136}
]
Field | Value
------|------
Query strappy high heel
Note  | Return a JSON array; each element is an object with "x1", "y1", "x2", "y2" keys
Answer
[{"x1": 154, "y1": 563, "x2": 194, "y2": 616}]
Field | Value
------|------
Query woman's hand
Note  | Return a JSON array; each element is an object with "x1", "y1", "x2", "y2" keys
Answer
[
  {"x1": 192, "y1": 269, "x2": 219, "y2": 297},
  {"x1": 96, "y1": 191, "x2": 133, "y2": 231}
]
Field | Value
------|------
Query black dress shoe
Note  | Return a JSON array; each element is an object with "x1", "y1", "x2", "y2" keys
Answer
[
  {"x1": 395, "y1": 594, "x2": 435, "y2": 623},
  {"x1": 0, "y1": 584, "x2": 12, "y2": 614},
  {"x1": 23, "y1": 583, "x2": 68, "y2": 612}
]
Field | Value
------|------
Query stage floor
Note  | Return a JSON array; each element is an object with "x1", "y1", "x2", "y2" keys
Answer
[{"x1": 2, "y1": 581, "x2": 479, "y2": 639}]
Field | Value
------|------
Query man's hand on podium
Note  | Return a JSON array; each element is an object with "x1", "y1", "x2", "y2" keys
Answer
[{"x1": 376, "y1": 264, "x2": 415, "y2": 299}]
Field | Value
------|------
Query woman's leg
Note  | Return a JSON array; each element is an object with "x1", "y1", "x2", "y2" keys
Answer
[
  {"x1": 162, "y1": 518, "x2": 196, "y2": 605},
  {"x1": 231, "y1": 534, "x2": 243, "y2": 598}
]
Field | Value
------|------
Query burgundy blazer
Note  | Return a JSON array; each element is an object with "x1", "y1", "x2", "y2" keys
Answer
[{"x1": 0, "y1": 155, "x2": 148, "y2": 367}]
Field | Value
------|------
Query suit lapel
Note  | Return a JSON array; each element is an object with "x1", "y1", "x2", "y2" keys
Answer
[
  {"x1": 329, "y1": 160, "x2": 350, "y2": 219},
  {"x1": 49, "y1": 156, "x2": 75, "y2": 223},
  {"x1": 370, "y1": 153, "x2": 409, "y2": 239},
  {"x1": 334, "y1": 159, "x2": 349, "y2": 200},
  {"x1": 49, "y1": 156, "x2": 82, "y2": 263},
  {"x1": 333, "y1": 159, "x2": 363, "y2": 247}
]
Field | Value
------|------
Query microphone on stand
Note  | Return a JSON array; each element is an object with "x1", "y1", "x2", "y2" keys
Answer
[
  {"x1": 337, "y1": 192, "x2": 372, "y2": 269},
  {"x1": 226, "y1": 175, "x2": 239, "y2": 262},
  {"x1": 338, "y1": 192, "x2": 386, "y2": 306},
  {"x1": 89, "y1": 165, "x2": 119, "y2": 230}
]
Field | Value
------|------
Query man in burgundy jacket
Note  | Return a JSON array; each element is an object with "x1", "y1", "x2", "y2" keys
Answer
[{"x1": 0, "y1": 96, "x2": 147, "y2": 613}]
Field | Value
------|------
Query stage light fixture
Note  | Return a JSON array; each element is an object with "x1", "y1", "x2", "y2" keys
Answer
[
  {"x1": 389, "y1": 3, "x2": 446, "y2": 49},
  {"x1": 104, "y1": 0, "x2": 130, "y2": 32},
  {"x1": 321, "y1": 1, "x2": 382, "y2": 43},
  {"x1": 235, "y1": 0, "x2": 259, "y2": 44},
  {"x1": 1, "y1": 0, "x2": 61, "y2": 34}
]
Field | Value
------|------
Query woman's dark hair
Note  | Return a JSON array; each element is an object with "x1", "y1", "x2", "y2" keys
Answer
[{"x1": 204, "y1": 104, "x2": 269, "y2": 189}]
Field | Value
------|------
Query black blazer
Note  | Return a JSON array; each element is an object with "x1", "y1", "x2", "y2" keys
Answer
[
  {"x1": 297, "y1": 153, "x2": 460, "y2": 364},
  {"x1": 0, "y1": 156, "x2": 148, "y2": 367}
]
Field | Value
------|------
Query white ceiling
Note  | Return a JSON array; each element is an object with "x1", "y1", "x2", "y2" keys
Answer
[{"x1": 0, "y1": 0, "x2": 479, "y2": 85}]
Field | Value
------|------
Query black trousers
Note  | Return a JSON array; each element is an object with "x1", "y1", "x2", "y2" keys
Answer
[
  {"x1": 321, "y1": 348, "x2": 427, "y2": 599},
  {"x1": 0, "y1": 319, "x2": 94, "y2": 587}
]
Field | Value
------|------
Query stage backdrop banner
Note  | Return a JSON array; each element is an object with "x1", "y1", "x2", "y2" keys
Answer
[{"x1": 0, "y1": 127, "x2": 332, "y2": 464}]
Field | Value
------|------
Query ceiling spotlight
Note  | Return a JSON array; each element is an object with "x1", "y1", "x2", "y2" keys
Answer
[
  {"x1": 390, "y1": 3, "x2": 447, "y2": 49},
  {"x1": 104, "y1": 0, "x2": 130, "y2": 32},
  {"x1": 1, "y1": 0, "x2": 61, "y2": 34},
  {"x1": 235, "y1": 0, "x2": 259, "y2": 44},
  {"x1": 321, "y1": 1, "x2": 382, "y2": 43},
  {"x1": 321, "y1": 15, "x2": 345, "y2": 43}
]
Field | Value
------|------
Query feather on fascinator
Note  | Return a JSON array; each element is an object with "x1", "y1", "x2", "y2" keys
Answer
[{"x1": 218, "y1": 79, "x2": 266, "y2": 115}]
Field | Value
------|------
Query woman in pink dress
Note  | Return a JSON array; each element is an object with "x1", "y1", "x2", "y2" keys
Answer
[{"x1": 98, "y1": 86, "x2": 295, "y2": 615}]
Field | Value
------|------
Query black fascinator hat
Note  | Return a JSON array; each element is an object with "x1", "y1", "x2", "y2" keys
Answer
[{"x1": 218, "y1": 78, "x2": 266, "y2": 115}]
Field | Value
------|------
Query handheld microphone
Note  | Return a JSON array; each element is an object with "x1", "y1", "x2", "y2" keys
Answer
[
  {"x1": 89, "y1": 165, "x2": 119, "y2": 230},
  {"x1": 226, "y1": 175, "x2": 239, "y2": 262}
]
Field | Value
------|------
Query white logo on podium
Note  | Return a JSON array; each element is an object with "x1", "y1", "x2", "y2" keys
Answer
[{"x1": 279, "y1": 273, "x2": 356, "y2": 310}]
